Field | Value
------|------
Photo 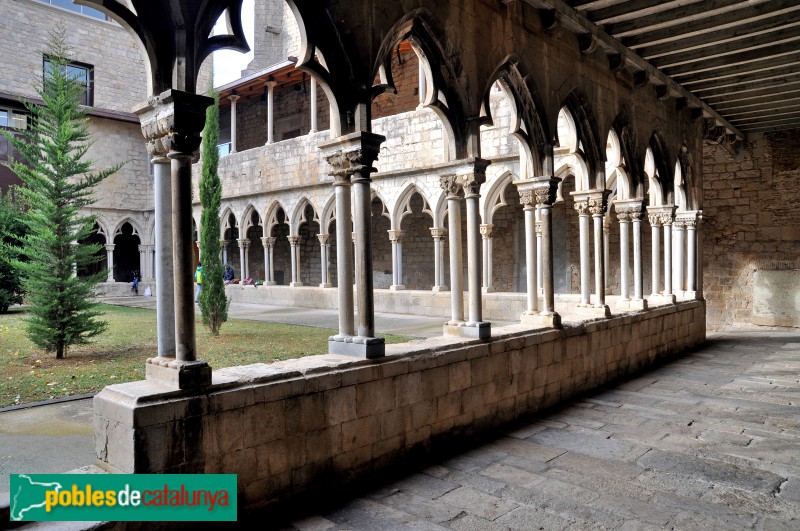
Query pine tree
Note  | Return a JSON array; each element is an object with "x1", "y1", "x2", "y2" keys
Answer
[
  {"x1": 2, "y1": 30, "x2": 121, "y2": 358},
  {"x1": 198, "y1": 90, "x2": 229, "y2": 334},
  {"x1": 0, "y1": 188, "x2": 25, "y2": 313}
]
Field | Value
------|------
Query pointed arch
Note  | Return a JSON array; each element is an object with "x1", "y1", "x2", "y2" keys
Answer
[
  {"x1": 319, "y1": 194, "x2": 337, "y2": 234},
  {"x1": 112, "y1": 218, "x2": 143, "y2": 239},
  {"x1": 392, "y1": 183, "x2": 434, "y2": 230},
  {"x1": 241, "y1": 204, "x2": 262, "y2": 235},
  {"x1": 220, "y1": 207, "x2": 239, "y2": 238},
  {"x1": 290, "y1": 197, "x2": 319, "y2": 236},
  {"x1": 648, "y1": 132, "x2": 674, "y2": 206},
  {"x1": 482, "y1": 171, "x2": 516, "y2": 225},
  {"x1": 264, "y1": 200, "x2": 287, "y2": 236},
  {"x1": 559, "y1": 90, "x2": 604, "y2": 189}
]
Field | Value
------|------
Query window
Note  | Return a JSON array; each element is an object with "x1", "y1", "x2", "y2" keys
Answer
[
  {"x1": 43, "y1": 59, "x2": 94, "y2": 106},
  {"x1": 37, "y1": 0, "x2": 108, "y2": 20},
  {"x1": 0, "y1": 107, "x2": 28, "y2": 131}
]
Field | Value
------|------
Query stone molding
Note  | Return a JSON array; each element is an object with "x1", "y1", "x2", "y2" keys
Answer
[
  {"x1": 430, "y1": 228, "x2": 447, "y2": 239},
  {"x1": 134, "y1": 89, "x2": 213, "y2": 157}
]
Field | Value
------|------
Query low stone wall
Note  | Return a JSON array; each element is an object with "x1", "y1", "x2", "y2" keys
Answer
[
  {"x1": 93, "y1": 300, "x2": 705, "y2": 513},
  {"x1": 94, "y1": 281, "x2": 155, "y2": 298}
]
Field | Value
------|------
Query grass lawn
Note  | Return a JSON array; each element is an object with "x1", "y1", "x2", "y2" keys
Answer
[{"x1": 0, "y1": 303, "x2": 409, "y2": 408}]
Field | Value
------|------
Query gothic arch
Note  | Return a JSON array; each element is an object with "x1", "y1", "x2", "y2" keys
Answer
[
  {"x1": 241, "y1": 204, "x2": 262, "y2": 234},
  {"x1": 482, "y1": 171, "x2": 515, "y2": 225},
  {"x1": 264, "y1": 200, "x2": 287, "y2": 236},
  {"x1": 392, "y1": 183, "x2": 434, "y2": 230},
  {"x1": 648, "y1": 132, "x2": 674, "y2": 205},
  {"x1": 558, "y1": 90, "x2": 604, "y2": 189},
  {"x1": 290, "y1": 197, "x2": 319, "y2": 236},
  {"x1": 319, "y1": 194, "x2": 337, "y2": 234}
]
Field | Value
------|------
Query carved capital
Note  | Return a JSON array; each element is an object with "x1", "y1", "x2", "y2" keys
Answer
[
  {"x1": 134, "y1": 89, "x2": 213, "y2": 157},
  {"x1": 320, "y1": 131, "x2": 385, "y2": 184},
  {"x1": 236, "y1": 238, "x2": 250, "y2": 249},
  {"x1": 263, "y1": 236, "x2": 276, "y2": 248},
  {"x1": 288, "y1": 235, "x2": 301, "y2": 245},
  {"x1": 388, "y1": 230, "x2": 403, "y2": 243},
  {"x1": 460, "y1": 172, "x2": 486, "y2": 197},
  {"x1": 648, "y1": 214, "x2": 662, "y2": 227},
  {"x1": 440, "y1": 174, "x2": 462, "y2": 199},
  {"x1": 588, "y1": 195, "x2": 608, "y2": 217},
  {"x1": 430, "y1": 228, "x2": 446, "y2": 239},
  {"x1": 519, "y1": 190, "x2": 535, "y2": 207},
  {"x1": 105, "y1": 244, "x2": 116, "y2": 252},
  {"x1": 480, "y1": 224, "x2": 493, "y2": 238},
  {"x1": 317, "y1": 234, "x2": 330, "y2": 245},
  {"x1": 532, "y1": 177, "x2": 560, "y2": 206},
  {"x1": 574, "y1": 201, "x2": 590, "y2": 216}
]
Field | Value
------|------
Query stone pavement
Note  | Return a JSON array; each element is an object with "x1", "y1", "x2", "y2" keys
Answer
[{"x1": 281, "y1": 327, "x2": 800, "y2": 530}]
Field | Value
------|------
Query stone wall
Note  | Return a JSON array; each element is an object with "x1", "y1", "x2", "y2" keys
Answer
[
  {"x1": 702, "y1": 130, "x2": 800, "y2": 328},
  {"x1": 94, "y1": 301, "x2": 705, "y2": 512}
]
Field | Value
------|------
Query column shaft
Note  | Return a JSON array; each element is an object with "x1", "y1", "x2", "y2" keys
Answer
[
  {"x1": 593, "y1": 214, "x2": 606, "y2": 306},
  {"x1": 170, "y1": 153, "x2": 196, "y2": 362},
  {"x1": 106, "y1": 245, "x2": 115, "y2": 282},
  {"x1": 154, "y1": 161, "x2": 174, "y2": 357},
  {"x1": 619, "y1": 216, "x2": 630, "y2": 299},
  {"x1": 353, "y1": 178, "x2": 375, "y2": 337},
  {"x1": 674, "y1": 223, "x2": 685, "y2": 293},
  {"x1": 664, "y1": 223, "x2": 673, "y2": 295},
  {"x1": 578, "y1": 211, "x2": 591, "y2": 305},
  {"x1": 229, "y1": 95, "x2": 239, "y2": 153},
  {"x1": 687, "y1": 223, "x2": 697, "y2": 291},
  {"x1": 447, "y1": 195, "x2": 464, "y2": 323},
  {"x1": 465, "y1": 193, "x2": 482, "y2": 324},
  {"x1": 524, "y1": 204, "x2": 537, "y2": 313},
  {"x1": 267, "y1": 82, "x2": 275, "y2": 144},
  {"x1": 334, "y1": 181, "x2": 354, "y2": 335},
  {"x1": 650, "y1": 222, "x2": 661, "y2": 296},
  {"x1": 632, "y1": 215, "x2": 643, "y2": 300},
  {"x1": 540, "y1": 205, "x2": 555, "y2": 314},
  {"x1": 309, "y1": 77, "x2": 318, "y2": 133},
  {"x1": 238, "y1": 239, "x2": 247, "y2": 282}
]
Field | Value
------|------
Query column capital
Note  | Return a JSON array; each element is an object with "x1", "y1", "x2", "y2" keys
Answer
[
  {"x1": 228, "y1": 94, "x2": 240, "y2": 103},
  {"x1": 519, "y1": 176, "x2": 561, "y2": 207},
  {"x1": 220, "y1": 239, "x2": 229, "y2": 247},
  {"x1": 262, "y1": 236, "x2": 276, "y2": 247},
  {"x1": 236, "y1": 238, "x2": 250, "y2": 249},
  {"x1": 647, "y1": 205, "x2": 676, "y2": 226},
  {"x1": 320, "y1": 131, "x2": 386, "y2": 184},
  {"x1": 288, "y1": 235, "x2": 301, "y2": 245},
  {"x1": 430, "y1": 227, "x2": 446, "y2": 239},
  {"x1": 676, "y1": 210, "x2": 700, "y2": 228},
  {"x1": 440, "y1": 174, "x2": 463, "y2": 199},
  {"x1": 387, "y1": 230, "x2": 403, "y2": 243},
  {"x1": 105, "y1": 244, "x2": 116, "y2": 252},
  {"x1": 265, "y1": 80, "x2": 277, "y2": 90},
  {"x1": 317, "y1": 233, "x2": 330, "y2": 244},
  {"x1": 614, "y1": 199, "x2": 645, "y2": 218},
  {"x1": 518, "y1": 189, "x2": 535, "y2": 208},
  {"x1": 480, "y1": 224, "x2": 493, "y2": 238},
  {"x1": 133, "y1": 89, "x2": 213, "y2": 157},
  {"x1": 572, "y1": 190, "x2": 609, "y2": 217}
]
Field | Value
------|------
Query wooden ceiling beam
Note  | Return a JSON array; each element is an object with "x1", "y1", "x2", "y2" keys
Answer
[
  {"x1": 666, "y1": 45, "x2": 800, "y2": 79},
  {"x1": 587, "y1": 0, "x2": 690, "y2": 25},
  {"x1": 741, "y1": 121, "x2": 800, "y2": 133},
  {"x1": 685, "y1": 63, "x2": 800, "y2": 92},
  {"x1": 714, "y1": 96, "x2": 800, "y2": 114},
  {"x1": 703, "y1": 83, "x2": 800, "y2": 106},
  {"x1": 723, "y1": 105, "x2": 800, "y2": 122},
  {"x1": 730, "y1": 112, "x2": 800, "y2": 126}
]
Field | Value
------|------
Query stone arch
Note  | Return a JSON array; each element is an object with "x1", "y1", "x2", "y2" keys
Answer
[
  {"x1": 605, "y1": 129, "x2": 632, "y2": 201},
  {"x1": 112, "y1": 219, "x2": 142, "y2": 282},
  {"x1": 241, "y1": 204, "x2": 262, "y2": 235},
  {"x1": 319, "y1": 194, "x2": 337, "y2": 234},
  {"x1": 612, "y1": 110, "x2": 645, "y2": 200},
  {"x1": 264, "y1": 200, "x2": 288, "y2": 236},
  {"x1": 221, "y1": 206, "x2": 239, "y2": 238},
  {"x1": 558, "y1": 90, "x2": 604, "y2": 189},
  {"x1": 392, "y1": 183, "x2": 434, "y2": 230},
  {"x1": 370, "y1": 193, "x2": 393, "y2": 288},
  {"x1": 374, "y1": 10, "x2": 474, "y2": 159},
  {"x1": 677, "y1": 144, "x2": 697, "y2": 210},
  {"x1": 77, "y1": 221, "x2": 108, "y2": 279},
  {"x1": 482, "y1": 171, "x2": 515, "y2": 225},
  {"x1": 647, "y1": 132, "x2": 673, "y2": 206},
  {"x1": 555, "y1": 106, "x2": 591, "y2": 194},
  {"x1": 482, "y1": 57, "x2": 549, "y2": 178},
  {"x1": 290, "y1": 197, "x2": 319, "y2": 236}
]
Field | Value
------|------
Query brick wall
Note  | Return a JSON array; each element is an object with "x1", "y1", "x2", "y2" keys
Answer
[
  {"x1": 94, "y1": 301, "x2": 705, "y2": 512},
  {"x1": 702, "y1": 130, "x2": 800, "y2": 328}
]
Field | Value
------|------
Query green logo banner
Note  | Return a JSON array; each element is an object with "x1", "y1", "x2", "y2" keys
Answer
[{"x1": 9, "y1": 474, "x2": 237, "y2": 522}]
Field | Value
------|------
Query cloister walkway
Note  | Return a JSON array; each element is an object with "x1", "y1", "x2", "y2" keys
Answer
[{"x1": 279, "y1": 327, "x2": 800, "y2": 530}]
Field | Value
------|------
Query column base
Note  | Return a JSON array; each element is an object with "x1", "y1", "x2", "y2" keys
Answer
[
  {"x1": 107, "y1": 279, "x2": 116, "y2": 283},
  {"x1": 319, "y1": 283, "x2": 333, "y2": 288},
  {"x1": 520, "y1": 311, "x2": 562, "y2": 328},
  {"x1": 328, "y1": 335, "x2": 385, "y2": 359},
  {"x1": 262, "y1": 281, "x2": 277, "y2": 286},
  {"x1": 145, "y1": 357, "x2": 212, "y2": 389},
  {"x1": 389, "y1": 285, "x2": 405, "y2": 291},
  {"x1": 443, "y1": 321, "x2": 491, "y2": 339},
  {"x1": 684, "y1": 290, "x2": 702, "y2": 300},
  {"x1": 482, "y1": 287, "x2": 494, "y2": 293},
  {"x1": 432, "y1": 285, "x2": 449, "y2": 293},
  {"x1": 289, "y1": 282, "x2": 304, "y2": 287},
  {"x1": 573, "y1": 305, "x2": 612, "y2": 318},
  {"x1": 617, "y1": 298, "x2": 648, "y2": 310}
]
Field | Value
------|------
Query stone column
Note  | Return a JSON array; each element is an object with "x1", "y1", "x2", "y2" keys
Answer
[
  {"x1": 221, "y1": 239, "x2": 229, "y2": 267},
  {"x1": 589, "y1": 192, "x2": 609, "y2": 310},
  {"x1": 138, "y1": 245, "x2": 147, "y2": 279},
  {"x1": 441, "y1": 175, "x2": 464, "y2": 326},
  {"x1": 525, "y1": 177, "x2": 561, "y2": 327},
  {"x1": 480, "y1": 224, "x2": 493, "y2": 292},
  {"x1": 662, "y1": 209, "x2": 674, "y2": 296},
  {"x1": 263, "y1": 236, "x2": 276, "y2": 285},
  {"x1": 519, "y1": 190, "x2": 538, "y2": 316},
  {"x1": 318, "y1": 234, "x2": 332, "y2": 287},
  {"x1": 309, "y1": 77, "x2": 318, "y2": 134},
  {"x1": 288, "y1": 235, "x2": 302, "y2": 286},
  {"x1": 105, "y1": 244, "x2": 116, "y2": 282},
  {"x1": 266, "y1": 81, "x2": 276, "y2": 144},
  {"x1": 696, "y1": 212, "x2": 704, "y2": 299},
  {"x1": 573, "y1": 199, "x2": 591, "y2": 306},
  {"x1": 430, "y1": 228, "x2": 448, "y2": 292},
  {"x1": 388, "y1": 230, "x2": 405, "y2": 290},
  {"x1": 631, "y1": 209, "x2": 644, "y2": 301},
  {"x1": 320, "y1": 131, "x2": 385, "y2": 358},
  {"x1": 617, "y1": 210, "x2": 630, "y2": 300},
  {"x1": 603, "y1": 216, "x2": 611, "y2": 294},
  {"x1": 463, "y1": 169, "x2": 488, "y2": 333},
  {"x1": 686, "y1": 217, "x2": 697, "y2": 292},
  {"x1": 229, "y1": 94, "x2": 239, "y2": 153},
  {"x1": 673, "y1": 218, "x2": 686, "y2": 294},
  {"x1": 151, "y1": 150, "x2": 174, "y2": 357},
  {"x1": 237, "y1": 238, "x2": 248, "y2": 280},
  {"x1": 136, "y1": 90, "x2": 213, "y2": 388},
  {"x1": 648, "y1": 211, "x2": 662, "y2": 297},
  {"x1": 536, "y1": 209, "x2": 543, "y2": 294}
]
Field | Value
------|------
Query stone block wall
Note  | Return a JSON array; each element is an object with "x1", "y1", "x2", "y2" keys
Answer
[
  {"x1": 702, "y1": 130, "x2": 800, "y2": 328},
  {"x1": 94, "y1": 301, "x2": 705, "y2": 512}
]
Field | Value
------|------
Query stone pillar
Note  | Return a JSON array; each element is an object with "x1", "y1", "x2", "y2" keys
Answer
[
  {"x1": 221, "y1": 239, "x2": 229, "y2": 267},
  {"x1": 138, "y1": 245, "x2": 146, "y2": 280},
  {"x1": 263, "y1": 236, "x2": 276, "y2": 285},
  {"x1": 518, "y1": 189, "x2": 538, "y2": 316},
  {"x1": 686, "y1": 217, "x2": 697, "y2": 292},
  {"x1": 288, "y1": 235, "x2": 302, "y2": 286},
  {"x1": 648, "y1": 211, "x2": 662, "y2": 297},
  {"x1": 237, "y1": 238, "x2": 248, "y2": 280},
  {"x1": 442, "y1": 175, "x2": 464, "y2": 326},
  {"x1": 603, "y1": 216, "x2": 611, "y2": 294},
  {"x1": 696, "y1": 212, "x2": 704, "y2": 299},
  {"x1": 152, "y1": 152, "x2": 174, "y2": 357},
  {"x1": 631, "y1": 209, "x2": 643, "y2": 301},
  {"x1": 536, "y1": 209, "x2": 543, "y2": 294},
  {"x1": 647, "y1": 205, "x2": 677, "y2": 303},
  {"x1": 523, "y1": 176, "x2": 561, "y2": 327},
  {"x1": 136, "y1": 90, "x2": 213, "y2": 388},
  {"x1": 673, "y1": 218, "x2": 686, "y2": 294},
  {"x1": 480, "y1": 224, "x2": 493, "y2": 292},
  {"x1": 229, "y1": 94, "x2": 239, "y2": 153},
  {"x1": 589, "y1": 192, "x2": 609, "y2": 310},
  {"x1": 318, "y1": 234, "x2": 332, "y2": 288},
  {"x1": 105, "y1": 244, "x2": 116, "y2": 282},
  {"x1": 320, "y1": 131, "x2": 386, "y2": 358},
  {"x1": 430, "y1": 228, "x2": 447, "y2": 292},
  {"x1": 573, "y1": 199, "x2": 591, "y2": 306},
  {"x1": 266, "y1": 81, "x2": 276, "y2": 144},
  {"x1": 309, "y1": 77, "x2": 318, "y2": 134},
  {"x1": 662, "y1": 210, "x2": 674, "y2": 296},
  {"x1": 617, "y1": 210, "x2": 630, "y2": 300},
  {"x1": 388, "y1": 230, "x2": 405, "y2": 290}
]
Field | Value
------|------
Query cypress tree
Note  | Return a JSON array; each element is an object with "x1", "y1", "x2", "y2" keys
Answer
[
  {"x1": 2, "y1": 30, "x2": 121, "y2": 358},
  {"x1": 198, "y1": 90, "x2": 229, "y2": 334}
]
